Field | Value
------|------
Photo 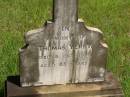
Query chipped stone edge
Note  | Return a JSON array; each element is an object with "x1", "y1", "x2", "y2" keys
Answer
[
  {"x1": 19, "y1": 19, "x2": 109, "y2": 86},
  {"x1": 78, "y1": 18, "x2": 108, "y2": 49}
]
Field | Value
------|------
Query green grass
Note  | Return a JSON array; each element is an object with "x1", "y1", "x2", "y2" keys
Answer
[{"x1": 0, "y1": 0, "x2": 130, "y2": 96}]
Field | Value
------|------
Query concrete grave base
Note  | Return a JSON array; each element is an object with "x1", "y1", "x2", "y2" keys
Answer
[{"x1": 5, "y1": 72, "x2": 124, "y2": 97}]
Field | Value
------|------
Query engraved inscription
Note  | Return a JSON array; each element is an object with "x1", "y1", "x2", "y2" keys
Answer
[
  {"x1": 75, "y1": 45, "x2": 92, "y2": 82},
  {"x1": 38, "y1": 26, "x2": 73, "y2": 84},
  {"x1": 38, "y1": 26, "x2": 72, "y2": 67},
  {"x1": 20, "y1": 0, "x2": 108, "y2": 87},
  {"x1": 38, "y1": 26, "x2": 93, "y2": 84}
]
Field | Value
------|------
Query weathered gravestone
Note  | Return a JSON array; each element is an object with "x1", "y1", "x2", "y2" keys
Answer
[
  {"x1": 20, "y1": 0, "x2": 108, "y2": 87},
  {"x1": 6, "y1": 0, "x2": 124, "y2": 97}
]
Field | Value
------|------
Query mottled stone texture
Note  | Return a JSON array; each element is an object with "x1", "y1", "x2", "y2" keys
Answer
[
  {"x1": 20, "y1": 0, "x2": 108, "y2": 87},
  {"x1": 6, "y1": 73, "x2": 124, "y2": 97}
]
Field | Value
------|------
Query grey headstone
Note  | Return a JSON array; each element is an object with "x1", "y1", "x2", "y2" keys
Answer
[{"x1": 20, "y1": 0, "x2": 108, "y2": 87}]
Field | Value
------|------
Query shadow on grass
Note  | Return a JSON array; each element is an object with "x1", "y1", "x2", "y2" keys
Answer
[{"x1": 0, "y1": 88, "x2": 4, "y2": 97}]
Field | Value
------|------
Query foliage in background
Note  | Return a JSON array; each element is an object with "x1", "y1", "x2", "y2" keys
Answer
[{"x1": 0, "y1": 0, "x2": 130, "y2": 96}]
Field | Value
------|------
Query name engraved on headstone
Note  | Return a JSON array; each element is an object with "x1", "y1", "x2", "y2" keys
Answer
[
  {"x1": 38, "y1": 26, "x2": 72, "y2": 67},
  {"x1": 38, "y1": 26, "x2": 73, "y2": 84},
  {"x1": 20, "y1": 0, "x2": 108, "y2": 87},
  {"x1": 38, "y1": 26, "x2": 93, "y2": 84}
]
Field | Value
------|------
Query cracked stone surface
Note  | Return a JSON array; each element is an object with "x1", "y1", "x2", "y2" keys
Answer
[{"x1": 20, "y1": 0, "x2": 108, "y2": 87}]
